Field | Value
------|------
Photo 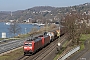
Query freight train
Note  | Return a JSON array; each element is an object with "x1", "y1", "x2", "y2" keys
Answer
[{"x1": 23, "y1": 27, "x2": 65, "y2": 55}]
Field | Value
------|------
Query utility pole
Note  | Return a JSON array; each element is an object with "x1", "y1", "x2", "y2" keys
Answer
[
  {"x1": 57, "y1": 14, "x2": 61, "y2": 53},
  {"x1": 56, "y1": 21, "x2": 61, "y2": 53},
  {"x1": 57, "y1": 19, "x2": 61, "y2": 49},
  {"x1": 45, "y1": 19, "x2": 48, "y2": 32}
]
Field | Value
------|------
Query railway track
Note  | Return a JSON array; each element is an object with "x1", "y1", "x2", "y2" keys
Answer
[
  {"x1": 67, "y1": 40, "x2": 90, "y2": 60},
  {"x1": 17, "y1": 34, "x2": 68, "y2": 60},
  {"x1": 77, "y1": 40, "x2": 90, "y2": 60}
]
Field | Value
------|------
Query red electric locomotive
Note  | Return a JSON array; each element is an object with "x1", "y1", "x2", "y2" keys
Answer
[
  {"x1": 23, "y1": 35, "x2": 50, "y2": 55},
  {"x1": 23, "y1": 37, "x2": 42, "y2": 55}
]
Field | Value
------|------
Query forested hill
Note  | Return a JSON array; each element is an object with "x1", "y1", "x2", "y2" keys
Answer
[
  {"x1": 0, "y1": 3, "x2": 90, "y2": 22},
  {"x1": 27, "y1": 6, "x2": 56, "y2": 12}
]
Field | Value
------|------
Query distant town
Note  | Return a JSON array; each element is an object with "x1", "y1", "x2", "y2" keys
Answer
[{"x1": 0, "y1": 3, "x2": 90, "y2": 25}]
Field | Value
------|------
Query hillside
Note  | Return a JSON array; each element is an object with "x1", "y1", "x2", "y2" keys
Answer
[{"x1": 0, "y1": 3, "x2": 90, "y2": 23}]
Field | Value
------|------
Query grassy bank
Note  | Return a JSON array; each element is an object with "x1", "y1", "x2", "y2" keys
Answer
[
  {"x1": 0, "y1": 47, "x2": 23, "y2": 60},
  {"x1": 79, "y1": 34, "x2": 90, "y2": 50},
  {"x1": 54, "y1": 34, "x2": 90, "y2": 60}
]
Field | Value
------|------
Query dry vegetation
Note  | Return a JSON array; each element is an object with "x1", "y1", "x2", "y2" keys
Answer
[
  {"x1": 62, "y1": 11, "x2": 90, "y2": 46},
  {"x1": 0, "y1": 47, "x2": 23, "y2": 60}
]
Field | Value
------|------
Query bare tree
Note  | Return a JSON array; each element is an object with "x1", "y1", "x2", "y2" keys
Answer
[
  {"x1": 8, "y1": 21, "x2": 21, "y2": 37},
  {"x1": 63, "y1": 11, "x2": 88, "y2": 45}
]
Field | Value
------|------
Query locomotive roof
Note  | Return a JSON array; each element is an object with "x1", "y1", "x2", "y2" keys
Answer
[
  {"x1": 33, "y1": 37, "x2": 42, "y2": 42},
  {"x1": 26, "y1": 37, "x2": 42, "y2": 42},
  {"x1": 39, "y1": 34, "x2": 49, "y2": 38}
]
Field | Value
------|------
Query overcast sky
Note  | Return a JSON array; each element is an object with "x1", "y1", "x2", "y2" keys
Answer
[{"x1": 0, "y1": 0, "x2": 90, "y2": 11}]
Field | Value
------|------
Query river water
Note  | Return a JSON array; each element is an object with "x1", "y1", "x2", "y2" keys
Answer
[{"x1": 0, "y1": 22, "x2": 40, "y2": 38}]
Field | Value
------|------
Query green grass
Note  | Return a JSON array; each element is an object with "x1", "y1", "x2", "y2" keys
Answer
[
  {"x1": 0, "y1": 47, "x2": 23, "y2": 60},
  {"x1": 79, "y1": 34, "x2": 90, "y2": 50},
  {"x1": 80, "y1": 43, "x2": 85, "y2": 51},
  {"x1": 80, "y1": 34, "x2": 90, "y2": 41}
]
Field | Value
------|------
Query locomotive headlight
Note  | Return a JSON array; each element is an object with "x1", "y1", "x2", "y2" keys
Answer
[
  {"x1": 24, "y1": 47, "x2": 27, "y2": 49},
  {"x1": 29, "y1": 47, "x2": 32, "y2": 49},
  {"x1": 58, "y1": 43, "x2": 61, "y2": 46}
]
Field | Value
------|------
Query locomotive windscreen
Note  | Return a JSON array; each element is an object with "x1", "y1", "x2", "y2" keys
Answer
[{"x1": 24, "y1": 43, "x2": 32, "y2": 46}]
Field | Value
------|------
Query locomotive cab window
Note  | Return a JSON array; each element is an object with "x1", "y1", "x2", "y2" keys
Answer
[{"x1": 24, "y1": 43, "x2": 32, "y2": 46}]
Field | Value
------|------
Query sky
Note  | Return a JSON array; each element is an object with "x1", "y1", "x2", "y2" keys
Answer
[{"x1": 0, "y1": 0, "x2": 90, "y2": 11}]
